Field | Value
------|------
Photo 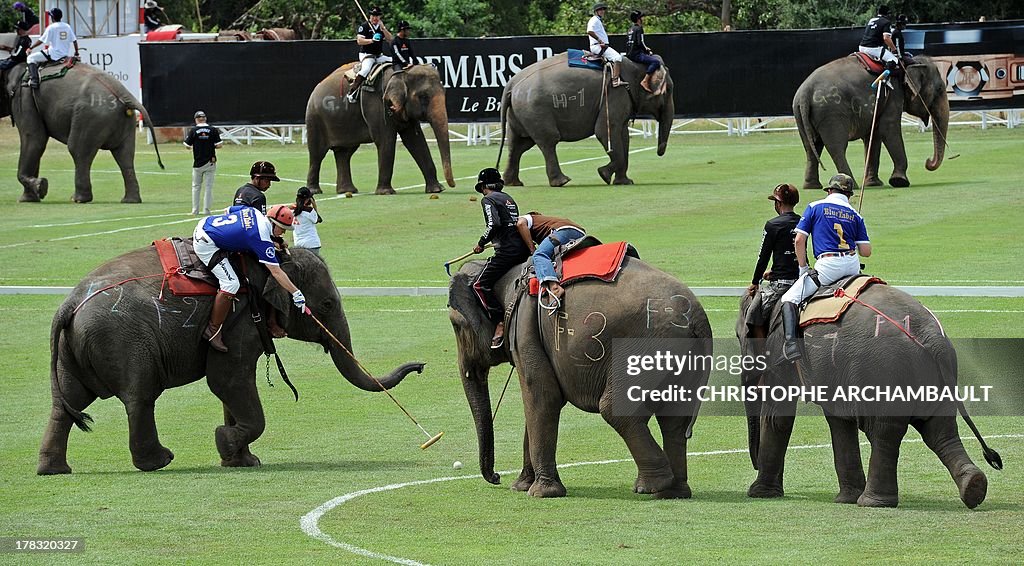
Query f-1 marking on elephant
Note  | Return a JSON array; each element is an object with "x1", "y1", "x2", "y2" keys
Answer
[
  {"x1": 793, "y1": 55, "x2": 949, "y2": 190},
  {"x1": 39, "y1": 246, "x2": 424, "y2": 474},
  {"x1": 498, "y1": 54, "x2": 675, "y2": 187},
  {"x1": 0, "y1": 34, "x2": 164, "y2": 203},
  {"x1": 450, "y1": 254, "x2": 712, "y2": 498}
]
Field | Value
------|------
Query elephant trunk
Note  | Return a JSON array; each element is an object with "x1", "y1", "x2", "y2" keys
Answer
[
  {"x1": 327, "y1": 332, "x2": 425, "y2": 391},
  {"x1": 657, "y1": 88, "x2": 674, "y2": 157},
  {"x1": 925, "y1": 94, "x2": 949, "y2": 171},
  {"x1": 427, "y1": 95, "x2": 456, "y2": 187},
  {"x1": 461, "y1": 359, "x2": 499, "y2": 484}
]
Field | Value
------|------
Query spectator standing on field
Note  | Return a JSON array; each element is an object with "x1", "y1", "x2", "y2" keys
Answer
[
  {"x1": 143, "y1": 0, "x2": 166, "y2": 34},
  {"x1": 291, "y1": 186, "x2": 324, "y2": 256},
  {"x1": 183, "y1": 110, "x2": 223, "y2": 216}
]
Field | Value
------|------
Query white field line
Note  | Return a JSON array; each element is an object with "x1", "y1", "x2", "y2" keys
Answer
[
  {"x1": 0, "y1": 218, "x2": 197, "y2": 250},
  {"x1": 300, "y1": 434, "x2": 1024, "y2": 565},
  {"x1": 29, "y1": 212, "x2": 192, "y2": 228}
]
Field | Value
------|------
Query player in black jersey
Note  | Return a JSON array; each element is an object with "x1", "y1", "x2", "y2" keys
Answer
[
  {"x1": 233, "y1": 161, "x2": 280, "y2": 216},
  {"x1": 858, "y1": 5, "x2": 898, "y2": 68},
  {"x1": 391, "y1": 20, "x2": 415, "y2": 71},
  {"x1": 625, "y1": 10, "x2": 661, "y2": 93},
  {"x1": 347, "y1": 6, "x2": 393, "y2": 103},
  {"x1": 745, "y1": 183, "x2": 801, "y2": 334}
]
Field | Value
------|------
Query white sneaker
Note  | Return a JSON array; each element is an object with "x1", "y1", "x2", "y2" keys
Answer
[{"x1": 346, "y1": 93, "x2": 357, "y2": 104}]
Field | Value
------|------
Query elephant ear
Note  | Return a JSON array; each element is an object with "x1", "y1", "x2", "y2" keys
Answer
[{"x1": 447, "y1": 262, "x2": 493, "y2": 347}]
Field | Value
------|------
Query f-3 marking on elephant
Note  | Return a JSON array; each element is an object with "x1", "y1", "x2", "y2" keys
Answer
[
  {"x1": 0, "y1": 34, "x2": 163, "y2": 203},
  {"x1": 737, "y1": 284, "x2": 1002, "y2": 508},
  {"x1": 39, "y1": 247, "x2": 424, "y2": 474},
  {"x1": 793, "y1": 55, "x2": 949, "y2": 190},
  {"x1": 305, "y1": 63, "x2": 455, "y2": 195},
  {"x1": 450, "y1": 256, "x2": 712, "y2": 498},
  {"x1": 499, "y1": 54, "x2": 674, "y2": 187}
]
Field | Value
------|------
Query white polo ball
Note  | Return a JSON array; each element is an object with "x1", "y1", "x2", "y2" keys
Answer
[{"x1": 453, "y1": 461, "x2": 463, "y2": 470}]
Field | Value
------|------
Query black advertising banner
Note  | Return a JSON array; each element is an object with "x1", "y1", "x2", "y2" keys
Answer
[{"x1": 140, "y1": 20, "x2": 1024, "y2": 126}]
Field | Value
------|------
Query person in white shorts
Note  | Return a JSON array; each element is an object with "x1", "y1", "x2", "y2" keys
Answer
[
  {"x1": 587, "y1": 2, "x2": 624, "y2": 87},
  {"x1": 347, "y1": 6, "x2": 393, "y2": 103},
  {"x1": 291, "y1": 187, "x2": 324, "y2": 256},
  {"x1": 26, "y1": 8, "x2": 78, "y2": 89}
]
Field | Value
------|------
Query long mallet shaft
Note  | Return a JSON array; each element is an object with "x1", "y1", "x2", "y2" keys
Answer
[
  {"x1": 444, "y1": 244, "x2": 493, "y2": 276},
  {"x1": 307, "y1": 311, "x2": 443, "y2": 449},
  {"x1": 351, "y1": 0, "x2": 370, "y2": 23}
]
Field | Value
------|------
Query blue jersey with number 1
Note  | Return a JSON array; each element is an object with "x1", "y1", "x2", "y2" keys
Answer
[
  {"x1": 795, "y1": 194, "x2": 870, "y2": 258},
  {"x1": 201, "y1": 206, "x2": 279, "y2": 265}
]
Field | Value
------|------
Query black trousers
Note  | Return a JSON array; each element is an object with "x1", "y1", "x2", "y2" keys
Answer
[{"x1": 472, "y1": 251, "x2": 528, "y2": 323}]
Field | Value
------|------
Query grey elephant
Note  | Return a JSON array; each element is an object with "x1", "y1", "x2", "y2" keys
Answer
[
  {"x1": 793, "y1": 55, "x2": 949, "y2": 190},
  {"x1": 449, "y1": 256, "x2": 712, "y2": 498},
  {"x1": 39, "y1": 246, "x2": 424, "y2": 474},
  {"x1": 305, "y1": 63, "x2": 454, "y2": 195},
  {"x1": 737, "y1": 285, "x2": 1001, "y2": 508},
  {"x1": 0, "y1": 37, "x2": 163, "y2": 203},
  {"x1": 499, "y1": 54, "x2": 674, "y2": 187}
]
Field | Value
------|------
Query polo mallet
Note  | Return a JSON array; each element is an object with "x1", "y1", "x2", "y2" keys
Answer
[
  {"x1": 351, "y1": 0, "x2": 370, "y2": 23},
  {"x1": 898, "y1": 57, "x2": 960, "y2": 161},
  {"x1": 306, "y1": 310, "x2": 443, "y2": 449},
  {"x1": 444, "y1": 243, "x2": 493, "y2": 276},
  {"x1": 858, "y1": 75, "x2": 886, "y2": 211}
]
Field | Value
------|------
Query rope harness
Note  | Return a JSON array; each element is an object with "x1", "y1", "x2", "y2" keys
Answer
[{"x1": 833, "y1": 287, "x2": 924, "y2": 347}]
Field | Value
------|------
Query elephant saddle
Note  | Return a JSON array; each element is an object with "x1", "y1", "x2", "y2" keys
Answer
[
  {"x1": 567, "y1": 49, "x2": 605, "y2": 70},
  {"x1": 342, "y1": 62, "x2": 389, "y2": 91},
  {"x1": 526, "y1": 238, "x2": 639, "y2": 296},
  {"x1": 799, "y1": 274, "x2": 887, "y2": 327},
  {"x1": 152, "y1": 237, "x2": 248, "y2": 297},
  {"x1": 851, "y1": 52, "x2": 886, "y2": 74}
]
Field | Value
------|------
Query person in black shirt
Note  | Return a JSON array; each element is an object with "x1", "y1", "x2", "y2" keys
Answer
[
  {"x1": 625, "y1": 10, "x2": 661, "y2": 93},
  {"x1": 858, "y1": 5, "x2": 898, "y2": 69},
  {"x1": 745, "y1": 183, "x2": 801, "y2": 333},
  {"x1": 184, "y1": 110, "x2": 223, "y2": 215},
  {"x1": 891, "y1": 14, "x2": 909, "y2": 60},
  {"x1": 470, "y1": 168, "x2": 530, "y2": 348},
  {"x1": 143, "y1": 0, "x2": 166, "y2": 34},
  {"x1": 233, "y1": 161, "x2": 280, "y2": 216},
  {"x1": 0, "y1": 21, "x2": 32, "y2": 71},
  {"x1": 347, "y1": 6, "x2": 393, "y2": 104},
  {"x1": 13, "y1": 2, "x2": 38, "y2": 29},
  {"x1": 391, "y1": 20, "x2": 414, "y2": 71}
]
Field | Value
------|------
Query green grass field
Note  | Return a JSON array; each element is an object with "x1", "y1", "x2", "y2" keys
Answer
[{"x1": 1, "y1": 123, "x2": 1022, "y2": 563}]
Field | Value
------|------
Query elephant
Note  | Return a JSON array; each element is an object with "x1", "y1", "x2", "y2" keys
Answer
[
  {"x1": 736, "y1": 284, "x2": 1002, "y2": 508},
  {"x1": 499, "y1": 53, "x2": 674, "y2": 187},
  {"x1": 793, "y1": 55, "x2": 949, "y2": 190},
  {"x1": 38, "y1": 245, "x2": 424, "y2": 474},
  {"x1": 305, "y1": 63, "x2": 454, "y2": 195},
  {"x1": 449, "y1": 255, "x2": 713, "y2": 498},
  {"x1": 0, "y1": 38, "x2": 163, "y2": 203}
]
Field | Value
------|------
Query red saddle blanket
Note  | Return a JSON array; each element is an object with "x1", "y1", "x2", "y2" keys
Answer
[
  {"x1": 153, "y1": 238, "x2": 219, "y2": 296},
  {"x1": 851, "y1": 52, "x2": 886, "y2": 74},
  {"x1": 528, "y1": 241, "x2": 630, "y2": 296}
]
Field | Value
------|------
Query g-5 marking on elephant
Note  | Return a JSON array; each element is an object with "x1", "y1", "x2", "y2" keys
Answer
[
  {"x1": 450, "y1": 256, "x2": 712, "y2": 498},
  {"x1": 499, "y1": 54, "x2": 674, "y2": 187},
  {"x1": 0, "y1": 36, "x2": 163, "y2": 203},
  {"x1": 305, "y1": 63, "x2": 454, "y2": 195},
  {"x1": 39, "y1": 247, "x2": 424, "y2": 474},
  {"x1": 737, "y1": 285, "x2": 1001, "y2": 508},
  {"x1": 793, "y1": 55, "x2": 949, "y2": 190}
]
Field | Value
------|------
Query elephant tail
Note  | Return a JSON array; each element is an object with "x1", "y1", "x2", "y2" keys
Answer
[
  {"x1": 495, "y1": 87, "x2": 511, "y2": 169},
  {"x1": 932, "y1": 337, "x2": 1002, "y2": 470},
  {"x1": 793, "y1": 97, "x2": 825, "y2": 171},
  {"x1": 50, "y1": 303, "x2": 94, "y2": 432},
  {"x1": 958, "y1": 402, "x2": 1003, "y2": 470},
  {"x1": 132, "y1": 102, "x2": 166, "y2": 171}
]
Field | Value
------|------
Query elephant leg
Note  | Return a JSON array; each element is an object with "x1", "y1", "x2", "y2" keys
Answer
[
  {"x1": 373, "y1": 133, "x2": 399, "y2": 195},
  {"x1": 535, "y1": 141, "x2": 570, "y2": 187},
  {"x1": 111, "y1": 141, "x2": 143, "y2": 203},
  {"x1": 502, "y1": 129, "x2": 534, "y2": 186},
  {"x1": 37, "y1": 363, "x2": 96, "y2": 475},
  {"x1": 861, "y1": 137, "x2": 884, "y2": 187},
  {"x1": 305, "y1": 123, "x2": 328, "y2": 194},
  {"x1": 332, "y1": 147, "x2": 359, "y2": 194},
  {"x1": 857, "y1": 419, "x2": 908, "y2": 507},
  {"x1": 802, "y1": 137, "x2": 825, "y2": 190},
  {"x1": 881, "y1": 130, "x2": 911, "y2": 187},
  {"x1": 748, "y1": 409, "x2": 796, "y2": 498},
  {"x1": 510, "y1": 426, "x2": 535, "y2": 492},
  {"x1": 825, "y1": 414, "x2": 866, "y2": 503},
  {"x1": 124, "y1": 398, "x2": 175, "y2": 472},
  {"x1": 219, "y1": 404, "x2": 261, "y2": 467},
  {"x1": 515, "y1": 353, "x2": 566, "y2": 497},
  {"x1": 398, "y1": 125, "x2": 443, "y2": 193},
  {"x1": 822, "y1": 136, "x2": 855, "y2": 184},
  {"x1": 598, "y1": 394, "x2": 674, "y2": 496},
  {"x1": 207, "y1": 364, "x2": 266, "y2": 467},
  {"x1": 912, "y1": 417, "x2": 987, "y2": 508},
  {"x1": 69, "y1": 144, "x2": 100, "y2": 203},
  {"x1": 653, "y1": 415, "x2": 692, "y2": 499},
  {"x1": 610, "y1": 126, "x2": 633, "y2": 185},
  {"x1": 16, "y1": 133, "x2": 49, "y2": 202}
]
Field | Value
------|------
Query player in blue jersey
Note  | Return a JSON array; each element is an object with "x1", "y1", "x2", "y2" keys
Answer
[
  {"x1": 192, "y1": 204, "x2": 308, "y2": 352},
  {"x1": 778, "y1": 174, "x2": 872, "y2": 362}
]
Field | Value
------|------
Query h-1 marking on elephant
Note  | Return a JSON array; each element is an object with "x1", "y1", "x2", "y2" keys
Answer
[{"x1": 552, "y1": 88, "x2": 585, "y2": 109}]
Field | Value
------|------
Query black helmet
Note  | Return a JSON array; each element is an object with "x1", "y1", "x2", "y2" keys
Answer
[
  {"x1": 593, "y1": 2, "x2": 608, "y2": 13},
  {"x1": 895, "y1": 14, "x2": 908, "y2": 27},
  {"x1": 768, "y1": 183, "x2": 800, "y2": 206},
  {"x1": 475, "y1": 168, "x2": 503, "y2": 193},
  {"x1": 826, "y1": 174, "x2": 855, "y2": 196},
  {"x1": 296, "y1": 186, "x2": 313, "y2": 200},
  {"x1": 48, "y1": 7, "x2": 63, "y2": 21},
  {"x1": 397, "y1": 20, "x2": 411, "y2": 31},
  {"x1": 369, "y1": 6, "x2": 382, "y2": 16},
  {"x1": 250, "y1": 160, "x2": 281, "y2": 181},
  {"x1": 629, "y1": 10, "x2": 644, "y2": 23},
  {"x1": 877, "y1": 5, "x2": 890, "y2": 16}
]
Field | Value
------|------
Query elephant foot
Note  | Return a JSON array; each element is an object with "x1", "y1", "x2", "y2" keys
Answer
[
  {"x1": 802, "y1": 180, "x2": 823, "y2": 191},
  {"x1": 121, "y1": 194, "x2": 142, "y2": 204},
  {"x1": 747, "y1": 480, "x2": 784, "y2": 498},
  {"x1": 425, "y1": 184, "x2": 444, "y2": 194},
  {"x1": 309, "y1": 186, "x2": 323, "y2": 195},
  {"x1": 132, "y1": 446, "x2": 175, "y2": 472},
  {"x1": 864, "y1": 177, "x2": 884, "y2": 188},
  {"x1": 221, "y1": 451, "x2": 262, "y2": 468},
  {"x1": 613, "y1": 176, "x2": 634, "y2": 186},
  {"x1": 957, "y1": 466, "x2": 987, "y2": 509},
  {"x1": 215, "y1": 425, "x2": 245, "y2": 461},
  {"x1": 528, "y1": 478, "x2": 567, "y2": 498},
  {"x1": 505, "y1": 178, "x2": 523, "y2": 187},
  {"x1": 18, "y1": 189, "x2": 41, "y2": 203},
  {"x1": 888, "y1": 176, "x2": 910, "y2": 188},
  {"x1": 834, "y1": 485, "x2": 865, "y2": 504},
  {"x1": 597, "y1": 165, "x2": 613, "y2": 185},
  {"x1": 36, "y1": 178, "x2": 48, "y2": 200},
  {"x1": 510, "y1": 470, "x2": 535, "y2": 492},
  {"x1": 375, "y1": 186, "x2": 397, "y2": 195},
  {"x1": 72, "y1": 192, "x2": 94, "y2": 204},
  {"x1": 653, "y1": 482, "x2": 692, "y2": 500},
  {"x1": 37, "y1": 452, "x2": 72, "y2": 475},
  {"x1": 548, "y1": 174, "x2": 571, "y2": 187},
  {"x1": 857, "y1": 491, "x2": 899, "y2": 508},
  {"x1": 635, "y1": 466, "x2": 675, "y2": 494},
  {"x1": 336, "y1": 186, "x2": 358, "y2": 195}
]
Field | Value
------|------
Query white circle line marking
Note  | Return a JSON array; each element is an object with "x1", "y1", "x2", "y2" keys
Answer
[{"x1": 299, "y1": 434, "x2": 1024, "y2": 565}]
